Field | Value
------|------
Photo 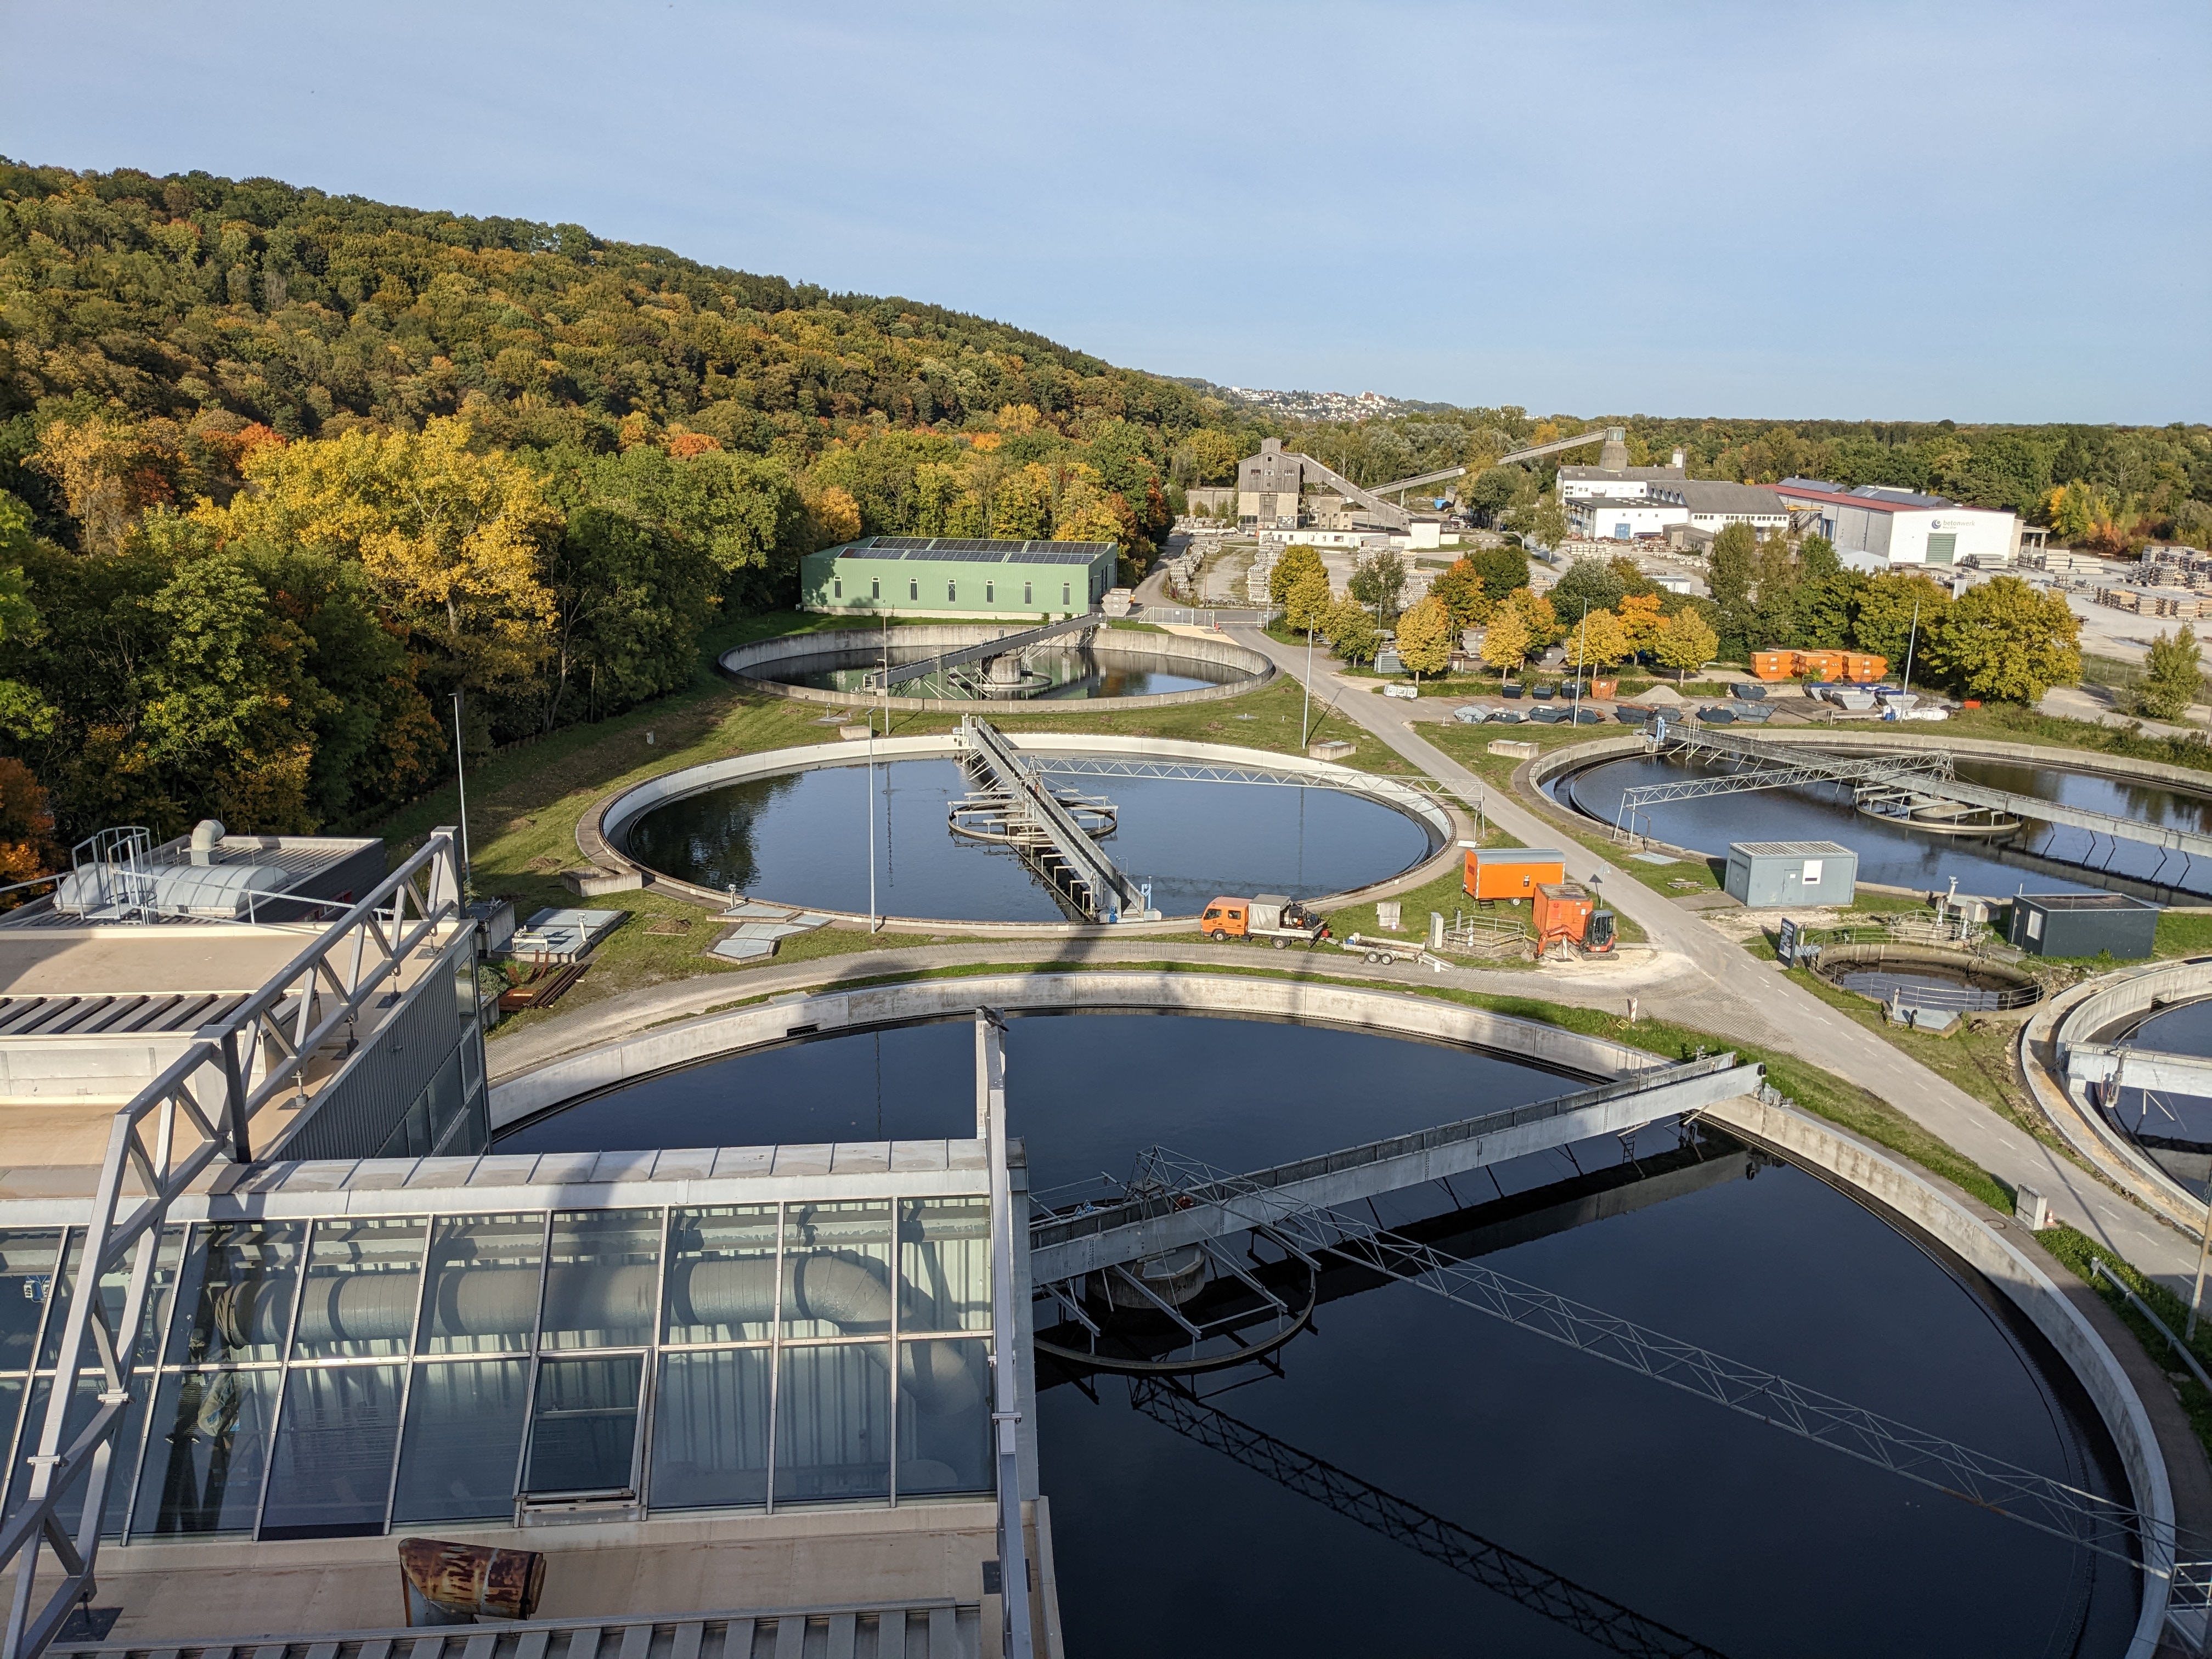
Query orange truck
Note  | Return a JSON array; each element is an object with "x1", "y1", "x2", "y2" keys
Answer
[
  {"x1": 1200, "y1": 894, "x2": 1328, "y2": 947},
  {"x1": 1533, "y1": 881, "x2": 1617, "y2": 954},
  {"x1": 1463, "y1": 848, "x2": 1567, "y2": 902}
]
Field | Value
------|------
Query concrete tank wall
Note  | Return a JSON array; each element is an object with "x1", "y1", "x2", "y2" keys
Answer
[{"x1": 720, "y1": 625, "x2": 1275, "y2": 714}]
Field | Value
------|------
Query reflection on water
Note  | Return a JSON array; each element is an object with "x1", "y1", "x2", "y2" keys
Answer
[
  {"x1": 506, "y1": 1013, "x2": 2135, "y2": 1658},
  {"x1": 624, "y1": 759, "x2": 1432, "y2": 921},
  {"x1": 760, "y1": 644, "x2": 1242, "y2": 701},
  {"x1": 1558, "y1": 752, "x2": 2212, "y2": 898}
]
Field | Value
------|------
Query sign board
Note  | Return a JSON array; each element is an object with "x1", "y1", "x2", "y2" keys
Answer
[{"x1": 1776, "y1": 917, "x2": 1800, "y2": 968}]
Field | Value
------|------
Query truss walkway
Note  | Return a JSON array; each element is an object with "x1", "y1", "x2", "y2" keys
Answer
[
  {"x1": 1624, "y1": 721, "x2": 2212, "y2": 860},
  {"x1": 954, "y1": 717, "x2": 1143, "y2": 923},
  {"x1": 1028, "y1": 1054, "x2": 1762, "y2": 1281},
  {"x1": 861, "y1": 611, "x2": 1101, "y2": 691},
  {"x1": 1073, "y1": 1137, "x2": 2212, "y2": 1637}
]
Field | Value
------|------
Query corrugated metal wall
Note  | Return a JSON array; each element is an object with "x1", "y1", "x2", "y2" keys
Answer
[{"x1": 269, "y1": 927, "x2": 488, "y2": 1163}]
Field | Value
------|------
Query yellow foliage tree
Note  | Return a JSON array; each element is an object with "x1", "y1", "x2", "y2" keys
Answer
[
  {"x1": 1617, "y1": 592, "x2": 1665, "y2": 656},
  {"x1": 1503, "y1": 586, "x2": 1559, "y2": 649},
  {"x1": 806, "y1": 485, "x2": 862, "y2": 548},
  {"x1": 1653, "y1": 608, "x2": 1719, "y2": 684},
  {"x1": 1269, "y1": 544, "x2": 1327, "y2": 607},
  {"x1": 991, "y1": 464, "x2": 1056, "y2": 539},
  {"x1": 1480, "y1": 606, "x2": 1531, "y2": 678},
  {"x1": 207, "y1": 416, "x2": 558, "y2": 695},
  {"x1": 1561, "y1": 607, "x2": 1632, "y2": 673},
  {"x1": 31, "y1": 415, "x2": 167, "y2": 554},
  {"x1": 1395, "y1": 595, "x2": 1454, "y2": 680},
  {"x1": 1283, "y1": 567, "x2": 1333, "y2": 633}
]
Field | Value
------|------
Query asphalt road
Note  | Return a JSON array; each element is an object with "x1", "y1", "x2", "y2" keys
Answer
[{"x1": 1224, "y1": 622, "x2": 2207, "y2": 1292}]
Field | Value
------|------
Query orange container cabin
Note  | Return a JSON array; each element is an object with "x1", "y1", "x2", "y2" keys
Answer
[
  {"x1": 1751, "y1": 650, "x2": 1797, "y2": 681},
  {"x1": 1464, "y1": 847, "x2": 1567, "y2": 901}
]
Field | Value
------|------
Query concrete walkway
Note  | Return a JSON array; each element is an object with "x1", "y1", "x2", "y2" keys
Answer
[{"x1": 1226, "y1": 624, "x2": 2211, "y2": 1294}]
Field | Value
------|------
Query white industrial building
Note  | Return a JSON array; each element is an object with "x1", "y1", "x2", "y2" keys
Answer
[
  {"x1": 1566, "y1": 479, "x2": 1790, "y2": 544},
  {"x1": 1557, "y1": 450, "x2": 1689, "y2": 503},
  {"x1": 1566, "y1": 494, "x2": 1684, "y2": 540},
  {"x1": 1773, "y1": 478, "x2": 2019, "y2": 572}
]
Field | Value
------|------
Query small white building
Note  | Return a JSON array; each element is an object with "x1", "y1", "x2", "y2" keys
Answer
[
  {"x1": 1566, "y1": 493, "x2": 1686, "y2": 541},
  {"x1": 1773, "y1": 478, "x2": 2018, "y2": 572}
]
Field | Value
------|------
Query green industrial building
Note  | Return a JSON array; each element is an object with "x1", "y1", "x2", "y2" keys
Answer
[{"x1": 799, "y1": 535, "x2": 1118, "y2": 619}]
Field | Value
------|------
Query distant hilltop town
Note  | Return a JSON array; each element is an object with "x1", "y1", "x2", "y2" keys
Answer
[{"x1": 1173, "y1": 378, "x2": 1455, "y2": 420}]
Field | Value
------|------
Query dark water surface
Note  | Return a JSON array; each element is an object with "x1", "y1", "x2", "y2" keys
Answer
[
  {"x1": 1555, "y1": 751, "x2": 2212, "y2": 899},
  {"x1": 624, "y1": 759, "x2": 1434, "y2": 920},
  {"x1": 2104, "y1": 999, "x2": 2212, "y2": 1168},
  {"x1": 762, "y1": 643, "x2": 1238, "y2": 700},
  {"x1": 506, "y1": 1014, "x2": 2136, "y2": 1657}
]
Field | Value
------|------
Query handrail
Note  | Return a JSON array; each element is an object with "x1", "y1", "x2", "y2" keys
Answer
[
  {"x1": 0, "y1": 830, "x2": 463, "y2": 1659},
  {"x1": 1030, "y1": 1053, "x2": 1753, "y2": 1251}
]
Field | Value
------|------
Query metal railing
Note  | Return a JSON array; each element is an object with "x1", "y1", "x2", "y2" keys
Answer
[
  {"x1": 0, "y1": 831, "x2": 464, "y2": 1659},
  {"x1": 1109, "y1": 1138, "x2": 2212, "y2": 1645}
]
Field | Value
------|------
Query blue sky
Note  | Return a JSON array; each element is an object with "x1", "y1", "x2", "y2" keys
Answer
[{"x1": 5, "y1": 0, "x2": 2207, "y2": 423}]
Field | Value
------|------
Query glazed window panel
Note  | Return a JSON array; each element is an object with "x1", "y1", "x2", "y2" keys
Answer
[
  {"x1": 4, "y1": 1373, "x2": 146, "y2": 1537},
  {"x1": 133, "y1": 1367, "x2": 283, "y2": 1536},
  {"x1": 390, "y1": 1358, "x2": 531, "y2": 1523},
  {"x1": 898, "y1": 1198, "x2": 991, "y2": 1334},
  {"x1": 291, "y1": 1218, "x2": 425, "y2": 1361},
  {"x1": 780, "y1": 1202, "x2": 893, "y2": 1342},
  {"x1": 259, "y1": 1364, "x2": 403, "y2": 1539},
  {"x1": 165, "y1": 1222, "x2": 306, "y2": 1366},
  {"x1": 663, "y1": 1206, "x2": 778, "y2": 1345},
  {"x1": 540, "y1": 1210, "x2": 661, "y2": 1351},
  {"x1": 0, "y1": 1230, "x2": 63, "y2": 1373},
  {"x1": 648, "y1": 1349, "x2": 770, "y2": 1511},
  {"x1": 41, "y1": 1225, "x2": 187, "y2": 1371},
  {"x1": 524, "y1": 1355, "x2": 642, "y2": 1497},
  {"x1": 774, "y1": 1341, "x2": 890, "y2": 1504},
  {"x1": 896, "y1": 1339, "x2": 992, "y2": 1497},
  {"x1": 416, "y1": 1214, "x2": 544, "y2": 1355}
]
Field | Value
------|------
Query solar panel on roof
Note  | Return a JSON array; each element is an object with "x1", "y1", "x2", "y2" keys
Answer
[
  {"x1": 932, "y1": 546, "x2": 1012, "y2": 563},
  {"x1": 1022, "y1": 549, "x2": 1096, "y2": 565},
  {"x1": 872, "y1": 535, "x2": 933, "y2": 550}
]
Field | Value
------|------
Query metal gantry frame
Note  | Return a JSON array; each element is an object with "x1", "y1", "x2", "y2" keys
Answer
[
  {"x1": 955, "y1": 720, "x2": 1141, "y2": 923},
  {"x1": 1103, "y1": 1138, "x2": 2212, "y2": 1629},
  {"x1": 975, "y1": 1011, "x2": 1034, "y2": 1659},
  {"x1": 0, "y1": 831, "x2": 465, "y2": 1659}
]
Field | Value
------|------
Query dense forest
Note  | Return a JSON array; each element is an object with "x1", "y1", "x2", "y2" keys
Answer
[{"x1": 1, "y1": 157, "x2": 2206, "y2": 862}]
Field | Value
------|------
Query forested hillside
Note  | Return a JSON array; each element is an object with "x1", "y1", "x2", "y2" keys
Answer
[
  {"x1": 0, "y1": 159, "x2": 1248, "y2": 851},
  {"x1": 1, "y1": 156, "x2": 2206, "y2": 863}
]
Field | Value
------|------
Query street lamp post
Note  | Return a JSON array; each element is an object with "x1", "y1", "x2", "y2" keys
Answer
[
  {"x1": 1902, "y1": 597, "x2": 1922, "y2": 698},
  {"x1": 449, "y1": 692, "x2": 472, "y2": 898},
  {"x1": 1572, "y1": 600, "x2": 1590, "y2": 724},
  {"x1": 1301, "y1": 625, "x2": 1314, "y2": 747}
]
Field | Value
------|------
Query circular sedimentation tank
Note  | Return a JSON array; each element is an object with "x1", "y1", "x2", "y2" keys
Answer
[
  {"x1": 1814, "y1": 943, "x2": 2042, "y2": 1013},
  {"x1": 607, "y1": 738, "x2": 1449, "y2": 924},
  {"x1": 720, "y1": 625, "x2": 1273, "y2": 711},
  {"x1": 1548, "y1": 743, "x2": 2212, "y2": 899},
  {"x1": 505, "y1": 1003, "x2": 2145, "y2": 1657}
]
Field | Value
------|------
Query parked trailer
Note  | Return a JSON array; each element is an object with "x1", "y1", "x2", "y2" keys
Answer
[{"x1": 1340, "y1": 932, "x2": 1449, "y2": 970}]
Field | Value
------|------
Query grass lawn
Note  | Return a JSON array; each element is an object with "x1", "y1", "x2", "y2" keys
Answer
[{"x1": 383, "y1": 616, "x2": 1493, "y2": 1028}]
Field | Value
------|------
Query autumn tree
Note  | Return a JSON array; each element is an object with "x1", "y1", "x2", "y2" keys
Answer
[
  {"x1": 1480, "y1": 606, "x2": 1531, "y2": 679},
  {"x1": 1561, "y1": 608, "x2": 1632, "y2": 675},
  {"x1": 1653, "y1": 608, "x2": 1719, "y2": 684},
  {"x1": 1502, "y1": 586, "x2": 1560, "y2": 651},
  {"x1": 1395, "y1": 595, "x2": 1453, "y2": 681},
  {"x1": 208, "y1": 417, "x2": 558, "y2": 698},
  {"x1": 1617, "y1": 592, "x2": 1666, "y2": 659},
  {"x1": 1283, "y1": 567, "x2": 1334, "y2": 633},
  {"x1": 2134, "y1": 627, "x2": 2205, "y2": 720},
  {"x1": 1322, "y1": 598, "x2": 1381, "y2": 667},
  {"x1": 1429, "y1": 557, "x2": 1489, "y2": 631},
  {"x1": 1927, "y1": 576, "x2": 2080, "y2": 703},
  {"x1": 1269, "y1": 544, "x2": 1327, "y2": 608},
  {"x1": 1348, "y1": 548, "x2": 1408, "y2": 625}
]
